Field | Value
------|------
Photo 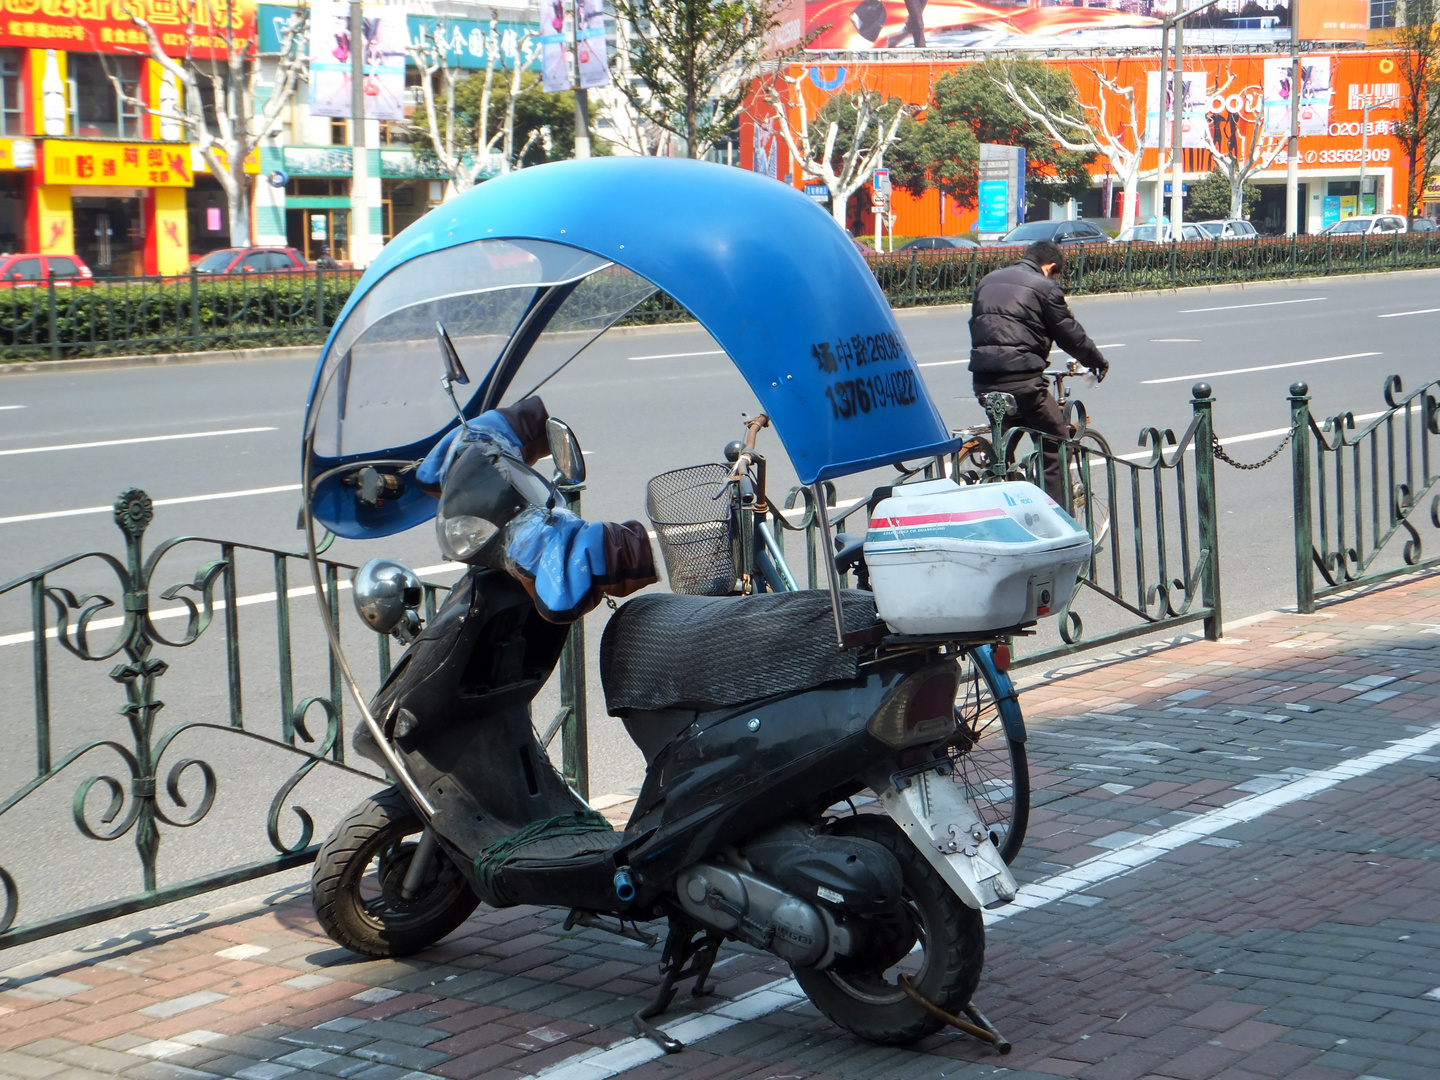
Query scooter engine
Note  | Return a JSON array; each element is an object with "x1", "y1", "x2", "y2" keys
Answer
[{"x1": 673, "y1": 824, "x2": 904, "y2": 970}]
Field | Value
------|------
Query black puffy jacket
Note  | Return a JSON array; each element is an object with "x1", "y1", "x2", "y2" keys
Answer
[{"x1": 968, "y1": 257, "x2": 1105, "y2": 383}]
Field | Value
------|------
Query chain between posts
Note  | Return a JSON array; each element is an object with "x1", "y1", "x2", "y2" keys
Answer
[{"x1": 1211, "y1": 428, "x2": 1294, "y2": 471}]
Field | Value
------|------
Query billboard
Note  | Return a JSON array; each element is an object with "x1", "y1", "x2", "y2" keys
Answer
[
  {"x1": 1298, "y1": 0, "x2": 1368, "y2": 43},
  {"x1": 0, "y1": 0, "x2": 255, "y2": 60},
  {"x1": 1143, "y1": 70, "x2": 1209, "y2": 150},
  {"x1": 309, "y1": 0, "x2": 407, "y2": 121},
  {"x1": 1263, "y1": 56, "x2": 1333, "y2": 138},
  {"x1": 540, "y1": 0, "x2": 610, "y2": 93}
]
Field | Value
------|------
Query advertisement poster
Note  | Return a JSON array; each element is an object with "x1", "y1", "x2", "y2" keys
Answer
[
  {"x1": 1142, "y1": 70, "x2": 1209, "y2": 149},
  {"x1": 1298, "y1": 0, "x2": 1367, "y2": 43},
  {"x1": 577, "y1": 0, "x2": 609, "y2": 90},
  {"x1": 798, "y1": 0, "x2": 1295, "y2": 52},
  {"x1": 309, "y1": 1, "x2": 407, "y2": 121},
  {"x1": 977, "y1": 180, "x2": 1008, "y2": 232},
  {"x1": 541, "y1": 1, "x2": 572, "y2": 92},
  {"x1": 1263, "y1": 56, "x2": 1333, "y2": 138}
]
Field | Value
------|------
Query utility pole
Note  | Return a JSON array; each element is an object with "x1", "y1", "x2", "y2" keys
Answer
[
  {"x1": 1153, "y1": 0, "x2": 1221, "y2": 243},
  {"x1": 1169, "y1": 16, "x2": 1185, "y2": 235},
  {"x1": 1359, "y1": 97, "x2": 1372, "y2": 213},
  {"x1": 572, "y1": 1, "x2": 591, "y2": 158},
  {"x1": 349, "y1": 0, "x2": 371, "y2": 266},
  {"x1": 1285, "y1": 0, "x2": 1300, "y2": 235}
]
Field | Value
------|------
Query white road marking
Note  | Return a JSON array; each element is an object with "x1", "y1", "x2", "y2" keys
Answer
[
  {"x1": 1149, "y1": 338, "x2": 1199, "y2": 343},
  {"x1": 1178, "y1": 296, "x2": 1326, "y2": 313},
  {"x1": 0, "y1": 484, "x2": 302, "y2": 525},
  {"x1": 917, "y1": 359, "x2": 967, "y2": 368},
  {"x1": 988, "y1": 718, "x2": 1440, "y2": 923},
  {"x1": 1142, "y1": 352, "x2": 1380, "y2": 385},
  {"x1": 0, "y1": 405, "x2": 24, "y2": 411},
  {"x1": 1377, "y1": 307, "x2": 1440, "y2": 318},
  {"x1": 0, "y1": 426, "x2": 276, "y2": 457},
  {"x1": 0, "y1": 561, "x2": 465, "y2": 648},
  {"x1": 629, "y1": 349, "x2": 725, "y2": 360},
  {"x1": 1095, "y1": 343, "x2": 1126, "y2": 348},
  {"x1": 525, "y1": 720, "x2": 1440, "y2": 1079}
]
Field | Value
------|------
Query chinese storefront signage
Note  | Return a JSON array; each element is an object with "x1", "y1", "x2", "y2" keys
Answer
[
  {"x1": 42, "y1": 140, "x2": 194, "y2": 187},
  {"x1": 0, "y1": 138, "x2": 36, "y2": 170},
  {"x1": 0, "y1": 0, "x2": 256, "y2": 59}
]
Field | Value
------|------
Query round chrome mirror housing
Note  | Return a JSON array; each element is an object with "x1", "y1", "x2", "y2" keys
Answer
[
  {"x1": 546, "y1": 417, "x2": 586, "y2": 486},
  {"x1": 352, "y1": 558, "x2": 423, "y2": 635}
]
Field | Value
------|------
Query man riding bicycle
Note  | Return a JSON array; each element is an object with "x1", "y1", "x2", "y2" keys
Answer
[{"x1": 969, "y1": 240, "x2": 1109, "y2": 505}]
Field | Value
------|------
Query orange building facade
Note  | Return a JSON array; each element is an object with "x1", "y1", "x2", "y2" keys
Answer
[{"x1": 741, "y1": 51, "x2": 1419, "y2": 239}]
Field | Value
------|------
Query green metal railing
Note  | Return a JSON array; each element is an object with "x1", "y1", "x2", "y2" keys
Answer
[
  {"x1": 0, "y1": 486, "x2": 589, "y2": 950},
  {"x1": 772, "y1": 383, "x2": 1222, "y2": 665},
  {"x1": 868, "y1": 232, "x2": 1440, "y2": 308},
  {"x1": 1291, "y1": 376, "x2": 1440, "y2": 612}
]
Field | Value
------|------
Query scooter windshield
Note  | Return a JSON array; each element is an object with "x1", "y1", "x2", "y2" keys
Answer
[
  {"x1": 305, "y1": 238, "x2": 657, "y2": 538},
  {"x1": 304, "y1": 158, "x2": 964, "y2": 540}
]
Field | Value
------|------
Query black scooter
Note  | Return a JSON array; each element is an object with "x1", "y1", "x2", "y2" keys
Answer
[{"x1": 311, "y1": 412, "x2": 1019, "y2": 1051}]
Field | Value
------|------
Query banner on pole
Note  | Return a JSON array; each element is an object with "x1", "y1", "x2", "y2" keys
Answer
[
  {"x1": 1263, "y1": 56, "x2": 1333, "y2": 138},
  {"x1": 309, "y1": 1, "x2": 407, "y2": 120},
  {"x1": 1142, "y1": 70, "x2": 1209, "y2": 149}
]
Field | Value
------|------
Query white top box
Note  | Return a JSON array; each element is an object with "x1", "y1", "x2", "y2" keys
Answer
[{"x1": 863, "y1": 479, "x2": 1092, "y2": 635}]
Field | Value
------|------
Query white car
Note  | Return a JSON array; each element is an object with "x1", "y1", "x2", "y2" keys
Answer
[
  {"x1": 1112, "y1": 222, "x2": 1207, "y2": 243},
  {"x1": 1320, "y1": 214, "x2": 1407, "y2": 236},
  {"x1": 1196, "y1": 220, "x2": 1259, "y2": 240}
]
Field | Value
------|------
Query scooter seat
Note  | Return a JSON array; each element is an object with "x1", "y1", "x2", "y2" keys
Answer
[{"x1": 599, "y1": 589, "x2": 880, "y2": 714}]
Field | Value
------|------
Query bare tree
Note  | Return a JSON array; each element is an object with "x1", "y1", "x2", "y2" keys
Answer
[
  {"x1": 994, "y1": 63, "x2": 1153, "y2": 232},
  {"x1": 407, "y1": 17, "x2": 542, "y2": 195},
  {"x1": 116, "y1": 0, "x2": 308, "y2": 247},
  {"x1": 1202, "y1": 76, "x2": 1286, "y2": 221},
  {"x1": 1395, "y1": 0, "x2": 1440, "y2": 223},
  {"x1": 763, "y1": 70, "x2": 909, "y2": 228},
  {"x1": 606, "y1": 6, "x2": 670, "y2": 156},
  {"x1": 612, "y1": 0, "x2": 783, "y2": 159}
]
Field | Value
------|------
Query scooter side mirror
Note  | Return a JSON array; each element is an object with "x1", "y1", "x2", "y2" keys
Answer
[
  {"x1": 546, "y1": 417, "x2": 586, "y2": 486},
  {"x1": 353, "y1": 558, "x2": 424, "y2": 643},
  {"x1": 436, "y1": 321, "x2": 469, "y2": 385}
]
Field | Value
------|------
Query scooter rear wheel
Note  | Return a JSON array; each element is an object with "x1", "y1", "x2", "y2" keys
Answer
[
  {"x1": 312, "y1": 787, "x2": 479, "y2": 958},
  {"x1": 792, "y1": 815, "x2": 984, "y2": 1045}
]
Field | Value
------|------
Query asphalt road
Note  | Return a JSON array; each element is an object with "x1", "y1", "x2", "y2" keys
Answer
[{"x1": 1, "y1": 268, "x2": 1437, "y2": 956}]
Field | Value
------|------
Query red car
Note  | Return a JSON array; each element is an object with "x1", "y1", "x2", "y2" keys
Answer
[
  {"x1": 191, "y1": 247, "x2": 308, "y2": 274},
  {"x1": 0, "y1": 252, "x2": 94, "y2": 288}
]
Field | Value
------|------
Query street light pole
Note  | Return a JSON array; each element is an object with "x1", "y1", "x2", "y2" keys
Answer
[
  {"x1": 349, "y1": 0, "x2": 370, "y2": 267},
  {"x1": 1154, "y1": 0, "x2": 1222, "y2": 244},
  {"x1": 1285, "y1": 2, "x2": 1300, "y2": 235},
  {"x1": 1170, "y1": 17, "x2": 1185, "y2": 235},
  {"x1": 1154, "y1": 23, "x2": 1169, "y2": 243},
  {"x1": 572, "y1": 0, "x2": 591, "y2": 159}
]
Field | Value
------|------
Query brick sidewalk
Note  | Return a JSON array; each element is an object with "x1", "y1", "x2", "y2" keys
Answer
[{"x1": 3, "y1": 576, "x2": 1439, "y2": 1080}]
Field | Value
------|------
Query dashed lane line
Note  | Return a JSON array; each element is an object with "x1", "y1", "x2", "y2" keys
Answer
[{"x1": 0, "y1": 426, "x2": 276, "y2": 457}]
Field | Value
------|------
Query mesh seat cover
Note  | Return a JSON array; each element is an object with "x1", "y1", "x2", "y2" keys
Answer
[{"x1": 599, "y1": 589, "x2": 880, "y2": 714}]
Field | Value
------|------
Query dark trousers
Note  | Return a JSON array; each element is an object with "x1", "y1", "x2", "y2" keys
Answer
[{"x1": 974, "y1": 375, "x2": 1070, "y2": 505}]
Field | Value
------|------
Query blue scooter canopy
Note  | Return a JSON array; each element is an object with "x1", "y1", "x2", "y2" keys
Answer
[{"x1": 302, "y1": 157, "x2": 960, "y2": 539}]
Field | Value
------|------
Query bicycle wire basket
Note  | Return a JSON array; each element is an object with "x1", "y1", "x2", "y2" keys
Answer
[{"x1": 646, "y1": 463, "x2": 741, "y2": 596}]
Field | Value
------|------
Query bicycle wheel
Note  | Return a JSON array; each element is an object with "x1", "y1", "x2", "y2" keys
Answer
[
  {"x1": 1069, "y1": 430, "x2": 1113, "y2": 551},
  {"x1": 952, "y1": 437, "x2": 997, "y2": 484},
  {"x1": 948, "y1": 649, "x2": 1028, "y2": 864}
]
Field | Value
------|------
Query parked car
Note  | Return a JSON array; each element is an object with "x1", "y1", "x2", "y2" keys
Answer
[
  {"x1": 895, "y1": 236, "x2": 979, "y2": 252},
  {"x1": 1319, "y1": 214, "x2": 1407, "y2": 237},
  {"x1": 1112, "y1": 222, "x2": 1207, "y2": 243},
  {"x1": 191, "y1": 247, "x2": 308, "y2": 274},
  {"x1": 0, "y1": 252, "x2": 94, "y2": 288},
  {"x1": 1410, "y1": 218, "x2": 1439, "y2": 233},
  {"x1": 984, "y1": 219, "x2": 1111, "y2": 248},
  {"x1": 1195, "y1": 220, "x2": 1259, "y2": 240}
]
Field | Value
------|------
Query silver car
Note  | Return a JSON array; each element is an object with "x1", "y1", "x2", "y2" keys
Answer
[{"x1": 1196, "y1": 220, "x2": 1259, "y2": 240}]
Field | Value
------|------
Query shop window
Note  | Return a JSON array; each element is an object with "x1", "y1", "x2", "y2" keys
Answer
[
  {"x1": 331, "y1": 118, "x2": 348, "y2": 145},
  {"x1": 288, "y1": 177, "x2": 349, "y2": 197},
  {"x1": 68, "y1": 55, "x2": 140, "y2": 138},
  {"x1": 0, "y1": 49, "x2": 21, "y2": 135}
]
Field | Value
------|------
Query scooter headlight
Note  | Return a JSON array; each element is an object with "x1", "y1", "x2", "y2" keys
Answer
[{"x1": 433, "y1": 439, "x2": 555, "y2": 564}]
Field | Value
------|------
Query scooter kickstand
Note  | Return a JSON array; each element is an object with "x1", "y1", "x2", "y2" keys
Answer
[{"x1": 632, "y1": 922, "x2": 722, "y2": 1054}]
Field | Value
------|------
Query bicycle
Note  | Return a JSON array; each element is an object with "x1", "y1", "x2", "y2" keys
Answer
[
  {"x1": 951, "y1": 358, "x2": 1114, "y2": 553},
  {"x1": 645, "y1": 416, "x2": 1030, "y2": 864}
]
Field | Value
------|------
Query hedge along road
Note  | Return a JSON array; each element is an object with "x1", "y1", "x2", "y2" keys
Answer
[{"x1": 1, "y1": 268, "x2": 1438, "y2": 812}]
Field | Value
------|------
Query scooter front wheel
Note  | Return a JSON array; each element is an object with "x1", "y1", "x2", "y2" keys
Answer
[
  {"x1": 792, "y1": 815, "x2": 984, "y2": 1045},
  {"x1": 312, "y1": 787, "x2": 479, "y2": 958}
]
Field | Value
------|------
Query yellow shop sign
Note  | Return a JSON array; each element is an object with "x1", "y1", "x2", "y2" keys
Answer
[
  {"x1": 0, "y1": 137, "x2": 36, "y2": 170},
  {"x1": 41, "y1": 140, "x2": 195, "y2": 187}
]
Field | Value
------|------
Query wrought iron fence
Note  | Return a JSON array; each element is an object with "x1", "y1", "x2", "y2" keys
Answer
[
  {"x1": 0, "y1": 486, "x2": 591, "y2": 951},
  {"x1": 868, "y1": 232, "x2": 1440, "y2": 308},
  {"x1": 1291, "y1": 376, "x2": 1440, "y2": 612},
  {"x1": 772, "y1": 383, "x2": 1222, "y2": 666}
]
